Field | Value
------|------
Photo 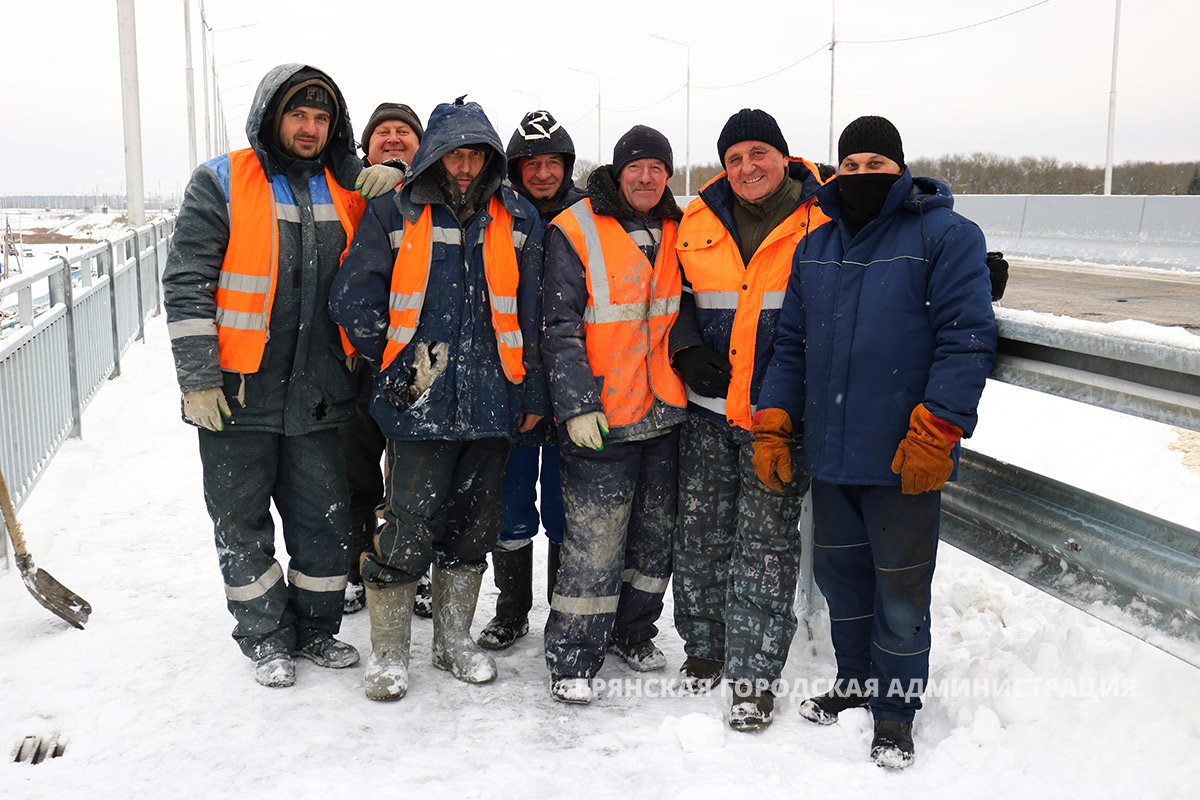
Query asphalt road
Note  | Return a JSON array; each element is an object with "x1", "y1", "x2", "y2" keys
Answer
[{"x1": 999, "y1": 260, "x2": 1200, "y2": 333}]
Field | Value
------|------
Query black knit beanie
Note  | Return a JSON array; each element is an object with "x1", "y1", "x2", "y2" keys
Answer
[
  {"x1": 359, "y1": 102, "x2": 424, "y2": 153},
  {"x1": 837, "y1": 115, "x2": 904, "y2": 167},
  {"x1": 717, "y1": 108, "x2": 789, "y2": 164},
  {"x1": 612, "y1": 125, "x2": 674, "y2": 177}
]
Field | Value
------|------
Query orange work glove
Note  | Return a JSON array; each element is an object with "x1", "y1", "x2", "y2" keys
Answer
[
  {"x1": 751, "y1": 408, "x2": 793, "y2": 492},
  {"x1": 890, "y1": 404, "x2": 963, "y2": 495}
]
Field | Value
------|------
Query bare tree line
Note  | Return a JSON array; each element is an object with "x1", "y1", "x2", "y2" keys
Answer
[{"x1": 575, "y1": 156, "x2": 1200, "y2": 197}]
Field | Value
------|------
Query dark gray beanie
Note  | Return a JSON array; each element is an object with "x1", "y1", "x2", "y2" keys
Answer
[
  {"x1": 359, "y1": 102, "x2": 424, "y2": 154},
  {"x1": 613, "y1": 125, "x2": 674, "y2": 177},
  {"x1": 837, "y1": 115, "x2": 905, "y2": 167},
  {"x1": 717, "y1": 108, "x2": 789, "y2": 163}
]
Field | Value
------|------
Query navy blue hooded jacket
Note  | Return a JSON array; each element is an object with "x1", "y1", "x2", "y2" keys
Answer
[
  {"x1": 757, "y1": 170, "x2": 997, "y2": 485},
  {"x1": 329, "y1": 99, "x2": 548, "y2": 442}
]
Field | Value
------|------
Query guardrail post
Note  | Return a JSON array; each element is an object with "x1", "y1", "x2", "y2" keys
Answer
[
  {"x1": 130, "y1": 229, "x2": 146, "y2": 343},
  {"x1": 49, "y1": 256, "x2": 84, "y2": 438},
  {"x1": 150, "y1": 220, "x2": 164, "y2": 317},
  {"x1": 102, "y1": 238, "x2": 122, "y2": 379}
]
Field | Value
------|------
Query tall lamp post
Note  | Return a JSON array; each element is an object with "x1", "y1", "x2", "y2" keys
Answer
[
  {"x1": 568, "y1": 67, "x2": 602, "y2": 165},
  {"x1": 1103, "y1": 0, "x2": 1122, "y2": 196},
  {"x1": 651, "y1": 34, "x2": 691, "y2": 195}
]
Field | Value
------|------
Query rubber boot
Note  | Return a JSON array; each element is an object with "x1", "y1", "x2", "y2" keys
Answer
[
  {"x1": 431, "y1": 565, "x2": 497, "y2": 684},
  {"x1": 363, "y1": 581, "x2": 417, "y2": 701},
  {"x1": 477, "y1": 545, "x2": 533, "y2": 650},
  {"x1": 343, "y1": 517, "x2": 375, "y2": 614},
  {"x1": 547, "y1": 541, "x2": 562, "y2": 603}
]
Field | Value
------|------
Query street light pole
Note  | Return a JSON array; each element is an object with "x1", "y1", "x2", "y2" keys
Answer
[
  {"x1": 183, "y1": 0, "x2": 197, "y2": 170},
  {"x1": 200, "y1": 0, "x2": 211, "y2": 159},
  {"x1": 115, "y1": 0, "x2": 146, "y2": 226},
  {"x1": 651, "y1": 34, "x2": 691, "y2": 195},
  {"x1": 568, "y1": 67, "x2": 602, "y2": 165},
  {"x1": 828, "y1": 0, "x2": 837, "y2": 165},
  {"x1": 1103, "y1": 0, "x2": 1122, "y2": 196}
]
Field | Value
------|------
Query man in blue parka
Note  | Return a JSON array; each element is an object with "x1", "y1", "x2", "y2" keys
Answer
[
  {"x1": 754, "y1": 116, "x2": 997, "y2": 769},
  {"x1": 329, "y1": 97, "x2": 547, "y2": 701}
]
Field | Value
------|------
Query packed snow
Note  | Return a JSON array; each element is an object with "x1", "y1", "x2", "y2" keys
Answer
[{"x1": 2, "y1": 315, "x2": 1199, "y2": 797}]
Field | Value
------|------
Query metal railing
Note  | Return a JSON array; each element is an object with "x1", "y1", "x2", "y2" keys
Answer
[
  {"x1": 0, "y1": 218, "x2": 175, "y2": 537},
  {"x1": 941, "y1": 307, "x2": 1200, "y2": 667}
]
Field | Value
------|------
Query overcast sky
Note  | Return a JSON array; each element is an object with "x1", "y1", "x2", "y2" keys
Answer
[{"x1": 3, "y1": 0, "x2": 1197, "y2": 198}]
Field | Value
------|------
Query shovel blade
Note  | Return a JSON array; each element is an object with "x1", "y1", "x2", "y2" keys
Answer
[{"x1": 16, "y1": 554, "x2": 92, "y2": 630}]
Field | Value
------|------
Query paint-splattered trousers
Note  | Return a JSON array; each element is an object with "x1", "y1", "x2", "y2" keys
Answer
[
  {"x1": 362, "y1": 437, "x2": 511, "y2": 585},
  {"x1": 198, "y1": 427, "x2": 351, "y2": 661},
  {"x1": 545, "y1": 429, "x2": 679, "y2": 679},
  {"x1": 672, "y1": 412, "x2": 808, "y2": 685},
  {"x1": 811, "y1": 480, "x2": 940, "y2": 722}
]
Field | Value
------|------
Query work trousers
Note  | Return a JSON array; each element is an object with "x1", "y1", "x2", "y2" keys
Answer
[
  {"x1": 811, "y1": 480, "x2": 941, "y2": 721},
  {"x1": 545, "y1": 429, "x2": 678, "y2": 679},
  {"x1": 362, "y1": 437, "x2": 510, "y2": 585},
  {"x1": 198, "y1": 427, "x2": 350, "y2": 661},
  {"x1": 500, "y1": 444, "x2": 565, "y2": 546},
  {"x1": 672, "y1": 413, "x2": 807, "y2": 684},
  {"x1": 338, "y1": 398, "x2": 387, "y2": 583}
]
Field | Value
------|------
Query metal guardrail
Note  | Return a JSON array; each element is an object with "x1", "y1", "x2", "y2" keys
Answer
[
  {"x1": 942, "y1": 307, "x2": 1200, "y2": 667},
  {"x1": 0, "y1": 218, "x2": 175, "y2": 542}
]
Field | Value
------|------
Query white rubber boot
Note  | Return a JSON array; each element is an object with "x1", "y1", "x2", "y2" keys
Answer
[
  {"x1": 431, "y1": 565, "x2": 497, "y2": 684},
  {"x1": 363, "y1": 581, "x2": 417, "y2": 700}
]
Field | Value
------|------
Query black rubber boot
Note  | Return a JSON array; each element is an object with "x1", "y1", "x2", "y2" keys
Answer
[
  {"x1": 871, "y1": 720, "x2": 915, "y2": 769},
  {"x1": 547, "y1": 541, "x2": 561, "y2": 603},
  {"x1": 476, "y1": 545, "x2": 533, "y2": 650}
]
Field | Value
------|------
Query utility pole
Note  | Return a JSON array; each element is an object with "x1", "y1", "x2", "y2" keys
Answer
[
  {"x1": 116, "y1": 0, "x2": 146, "y2": 226},
  {"x1": 1103, "y1": 0, "x2": 1122, "y2": 196},
  {"x1": 651, "y1": 35, "x2": 691, "y2": 194},
  {"x1": 184, "y1": 0, "x2": 198, "y2": 170},
  {"x1": 569, "y1": 67, "x2": 602, "y2": 165}
]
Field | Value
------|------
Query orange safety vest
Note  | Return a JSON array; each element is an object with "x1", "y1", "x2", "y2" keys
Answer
[
  {"x1": 214, "y1": 148, "x2": 365, "y2": 374},
  {"x1": 553, "y1": 198, "x2": 686, "y2": 426},
  {"x1": 381, "y1": 195, "x2": 525, "y2": 383},
  {"x1": 676, "y1": 158, "x2": 830, "y2": 430}
]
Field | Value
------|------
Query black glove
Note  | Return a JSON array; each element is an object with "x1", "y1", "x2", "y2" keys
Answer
[
  {"x1": 986, "y1": 251, "x2": 1009, "y2": 302},
  {"x1": 672, "y1": 346, "x2": 732, "y2": 398}
]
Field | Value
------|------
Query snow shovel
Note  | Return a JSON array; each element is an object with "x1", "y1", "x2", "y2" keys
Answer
[{"x1": 0, "y1": 466, "x2": 92, "y2": 629}]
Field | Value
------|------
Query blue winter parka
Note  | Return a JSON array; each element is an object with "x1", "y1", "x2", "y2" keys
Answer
[
  {"x1": 757, "y1": 170, "x2": 998, "y2": 485},
  {"x1": 329, "y1": 99, "x2": 548, "y2": 442}
]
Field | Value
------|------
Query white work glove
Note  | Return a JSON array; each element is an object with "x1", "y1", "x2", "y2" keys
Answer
[
  {"x1": 566, "y1": 411, "x2": 609, "y2": 451},
  {"x1": 355, "y1": 164, "x2": 404, "y2": 198},
  {"x1": 183, "y1": 387, "x2": 232, "y2": 431}
]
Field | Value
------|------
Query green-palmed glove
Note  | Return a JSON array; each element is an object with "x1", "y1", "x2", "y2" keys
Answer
[
  {"x1": 183, "y1": 387, "x2": 232, "y2": 432},
  {"x1": 566, "y1": 411, "x2": 609, "y2": 451}
]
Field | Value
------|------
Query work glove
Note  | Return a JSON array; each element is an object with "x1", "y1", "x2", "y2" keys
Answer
[
  {"x1": 890, "y1": 403, "x2": 963, "y2": 494},
  {"x1": 750, "y1": 408, "x2": 793, "y2": 492},
  {"x1": 566, "y1": 411, "x2": 609, "y2": 451},
  {"x1": 987, "y1": 251, "x2": 1009, "y2": 302},
  {"x1": 182, "y1": 386, "x2": 232, "y2": 432},
  {"x1": 672, "y1": 345, "x2": 732, "y2": 398},
  {"x1": 355, "y1": 163, "x2": 404, "y2": 198}
]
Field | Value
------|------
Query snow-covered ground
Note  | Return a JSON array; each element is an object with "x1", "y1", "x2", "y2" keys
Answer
[{"x1": 2, "y1": 316, "x2": 1199, "y2": 797}]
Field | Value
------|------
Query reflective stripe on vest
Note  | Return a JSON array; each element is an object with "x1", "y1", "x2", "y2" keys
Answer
[
  {"x1": 676, "y1": 159, "x2": 829, "y2": 429},
  {"x1": 381, "y1": 195, "x2": 525, "y2": 383},
  {"x1": 553, "y1": 198, "x2": 685, "y2": 426},
  {"x1": 215, "y1": 148, "x2": 365, "y2": 374}
]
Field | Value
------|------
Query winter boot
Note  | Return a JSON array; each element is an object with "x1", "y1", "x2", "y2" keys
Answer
[
  {"x1": 431, "y1": 565, "x2": 497, "y2": 684},
  {"x1": 609, "y1": 639, "x2": 667, "y2": 672},
  {"x1": 414, "y1": 569, "x2": 433, "y2": 618},
  {"x1": 363, "y1": 580, "x2": 417, "y2": 701},
  {"x1": 798, "y1": 679, "x2": 872, "y2": 725},
  {"x1": 871, "y1": 720, "x2": 915, "y2": 769},
  {"x1": 679, "y1": 656, "x2": 724, "y2": 694},
  {"x1": 550, "y1": 674, "x2": 593, "y2": 704},
  {"x1": 729, "y1": 684, "x2": 775, "y2": 732},
  {"x1": 253, "y1": 652, "x2": 296, "y2": 688},
  {"x1": 477, "y1": 545, "x2": 534, "y2": 650},
  {"x1": 547, "y1": 540, "x2": 561, "y2": 602},
  {"x1": 344, "y1": 517, "x2": 375, "y2": 614},
  {"x1": 294, "y1": 634, "x2": 360, "y2": 668}
]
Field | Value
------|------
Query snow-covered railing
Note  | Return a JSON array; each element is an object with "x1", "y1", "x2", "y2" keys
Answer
[
  {"x1": 942, "y1": 308, "x2": 1200, "y2": 667},
  {"x1": 0, "y1": 217, "x2": 175, "y2": 522}
]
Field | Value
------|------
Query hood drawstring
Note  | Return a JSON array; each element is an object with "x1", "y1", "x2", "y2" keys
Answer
[{"x1": 916, "y1": 199, "x2": 929, "y2": 263}]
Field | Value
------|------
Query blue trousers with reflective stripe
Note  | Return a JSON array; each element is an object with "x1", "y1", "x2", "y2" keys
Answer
[
  {"x1": 198, "y1": 427, "x2": 351, "y2": 661},
  {"x1": 501, "y1": 444, "x2": 565, "y2": 545},
  {"x1": 545, "y1": 429, "x2": 678, "y2": 679},
  {"x1": 811, "y1": 480, "x2": 940, "y2": 722}
]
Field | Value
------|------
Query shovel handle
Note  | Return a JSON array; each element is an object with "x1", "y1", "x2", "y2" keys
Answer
[{"x1": 0, "y1": 465, "x2": 30, "y2": 558}]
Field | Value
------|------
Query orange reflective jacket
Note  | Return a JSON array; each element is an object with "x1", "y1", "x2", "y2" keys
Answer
[
  {"x1": 381, "y1": 195, "x2": 525, "y2": 382},
  {"x1": 215, "y1": 148, "x2": 364, "y2": 374},
  {"x1": 676, "y1": 159, "x2": 830, "y2": 429},
  {"x1": 553, "y1": 198, "x2": 686, "y2": 426}
]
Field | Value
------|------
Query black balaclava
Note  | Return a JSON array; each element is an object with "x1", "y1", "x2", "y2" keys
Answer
[{"x1": 836, "y1": 115, "x2": 905, "y2": 236}]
